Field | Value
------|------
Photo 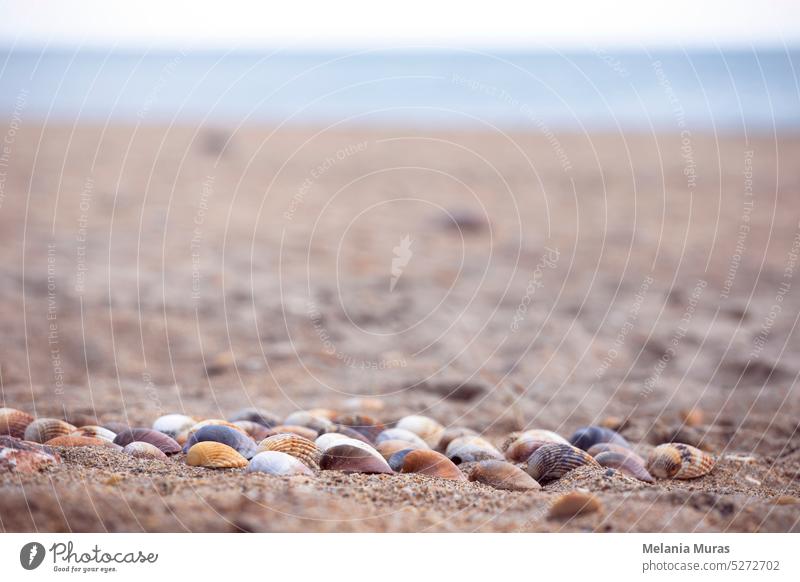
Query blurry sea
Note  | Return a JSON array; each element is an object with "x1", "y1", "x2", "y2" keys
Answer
[{"x1": 1, "y1": 49, "x2": 798, "y2": 130}]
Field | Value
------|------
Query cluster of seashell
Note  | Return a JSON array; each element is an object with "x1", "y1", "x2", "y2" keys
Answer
[{"x1": 1, "y1": 407, "x2": 716, "y2": 488}]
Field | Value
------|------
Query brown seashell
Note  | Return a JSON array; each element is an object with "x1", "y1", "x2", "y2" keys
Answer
[
  {"x1": 123, "y1": 441, "x2": 168, "y2": 460},
  {"x1": 265, "y1": 425, "x2": 319, "y2": 441},
  {"x1": 548, "y1": 491, "x2": 602, "y2": 520},
  {"x1": 24, "y1": 418, "x2": 77, "y2": 443},
  {"x1": 186, "y1": 441, "x2": 247, "y2": 468},
  {"x1": 437, "y1": 426, "x2": 478, "y2": 453},
  {"x1": 246, "y1": 451, "x2": 314, "y2": 476},
  {"x1": 320, "y1": 443, "x2": 393, "y2": 474},
  {"x1": 594, "y1": 451, "x2": 654, "y2": 483},
  {"x1": 332, "y1": 413, "x2": 385, "y2": 442},
  {"x1": 647, "y1": 443, "x2": 715, "y2": 479},
  {"x1": 0, "y1": 435, "x2": 61, "y2": 472},
  {"x1": 526, "y1": 443, "x2": 600, "y2": 484},
  {"x1": 0, "y1": 408, "x2": 34, "y2": 438},
  {"x1": 233, "y1": 421, "x2": 272, "y2": 441},
  {"x1": 228, "y1": 408, "x2": 280, "y2": 428},
  {"x1": 395, "y1": 415, "x2": 445, "y2": 448},
  {"x1": 680, "y1": 407, "x2": 704, "y2": 427},
  {"x1": 113, "y1": 428, "x2": 181, "y2": 454},
  {"x1": 45, "y1": 435, "x2": 109, "y2": 448},
  {"x1": 376, "y1": 439, "x2": 425, "y2": 460},
  {"x1": 587, "y1": 443, "x2": 646, "y2": 464},
  {"x1": 505, "y1": 430, "x2": 570, "y2": 463},
  {"x1": 400, "y1": 449, "x2": 465, "y2": 481},
  {"x1": 469, "y1": 460, "x2": 541, "y2": 491},
  {"x1": 446, "y1": 436, "x2": 503, "y2": 464},
  {"x1": 283, "y1": 411, "x2": 334, "y2": 434},
  {"x1": 569, "y1": 426, "x2": 630, "y2": 451},
  {"x1": 71, "y1": 425, "x2": 117, "y2": 443},
  {"x1": 257, "y1": 434, "x2": 321, "y2": 469}
]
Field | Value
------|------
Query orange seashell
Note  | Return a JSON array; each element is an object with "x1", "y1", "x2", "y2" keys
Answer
[
  {"x1": 548, "y1": 492, "x2": 602, "y2": 520},
  {"x1": 376, "y1": 439, "x2": 425, "y2": 460},
  {"x1": 45, "y1": 435, "x2": 109, "y2": 448},
  {"x1": 320, "y1": 443, "x2": 393, "y2": 474},
  {"x1": 0, "y1": 435, "x2": 61, "y2": 472},
  {"x1": 265, "y1": 425, "x2": 319, "y2": 441},
  {"x1": 400, "y1": 449, "x2": 465, "y2": 481},
  {"x1": 680, "y1": 407, "x2": 704, "y2": 427},
  {"x1": 469, "y1": 460, "x2": 541, "y2": 491},
  {"x1": 0, "y1": 408, "x2": 34, "y2": 439},
  {"x1": 71, "y1": 426, "x2": 117, "y2": 443},
  {"x1": 257, "y1": 434, "x2": 321, "y2": 469},
  {"x1": 186, "y1": 441, "x2": 247, "y2": 469},
  {"x1": 123, "y1": 441, "x2": 168, "y2": 460},
  {"x1": 24, "y1": 419, "x2": 77, "y2": 443},
  {"x1": 647, "y1": 443, "x2": 715, "y2": 479}
]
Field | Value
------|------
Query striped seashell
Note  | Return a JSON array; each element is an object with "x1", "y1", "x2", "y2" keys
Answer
[
  {"x1": 469, "y1": 460, "x2": 541, "y2": 491},
  {"x1": 395, "y1": 415, "x2": 445, "y2": 448},
  {"x1": 387, "y1": 448, "x2": 416, "y2": 472},
  {"x1": 283, "y1": 411, "x2": 334, "y2": 434},
  {"x1": 400, "y1": 449, "x2": 465, "y2": 481},
  {"x1": 0, "y1": 408, "x2": 34, "y2": 438},
  {"x1": 647, "y1": 443, "x2": 715, "y2": 480},
  {"x1": 320, "y1": 443, "x2": 394, "y2": 474},
  {"x1": 526, "y1": 443, "x2": 601, "y2": 484},
  {"x1": 375, "y1": 428, "x2": 429, "y2": 449},
  {"x1": 233, "y1": 421, "x2": 271, "y2": 442},
  {"x1": 587, "y1": 443, "x2": 646, "y2": 465},
  {"x1": 257, "y1": 434, "x2": 321, "y2": 469},
  {"x1": 113, "y1": 428, "x2": 181, "y2": 454},
  {"x1": 24, "y1": 419, "x2": 77, "y2": 443},
  {"x1": 437, "y1": 426, "x2": 478, "y2": 453},
  {"x1": 246, "y1": 451, "x2": 314, "y2": 477},
  {"x1": 123, "y1": 441, "x2": 168, "y2": 460},
  {"x1": 377, "y1": 439, "x2": 425, "y2": 461},
  {"x1": 228, "y1": 408, "x2": 280, "y2": 428},
  {"x1": 183, "y1": 425, "x2": 258, "y2": 459},
  {"x1": 186, "y1": 441, "x2": 247, "y2": 469},
  {"x1": 265, "y1": 425, "x2": 319, "y2": 441},
  {"x1": 569, "y1": 426, "x2": 630, "y2": 451},
  {"x1": 44, "y1": 435, "x2": 110, "y2": 448},
  {"x1": 548, "y1": 492, "x2": 602, "y2": 520},
  {"x1": 71, "y1": 426, "x2": 117, "y2": 443},
  {"x1": 0, "y1": 435, "x2": 61, "y2": 472},
  {"x1": 594, "y1": 451, "x2": 654, "y2": 483},
  {"x1": 314, "y1": 432, "x2": 351, "y2": 452},
  {"x1": 503, "y1": 430, "x2": 569, "y2": 462},
  {"x1": 332, "y1": 413, "x2": 385, "y2": 443},
  {"x1": 446, "y1": 436, "x2": 503, "y2": 464},
  {"x1": 152, "y1": 414, "x2": 196, "y2": 438}
]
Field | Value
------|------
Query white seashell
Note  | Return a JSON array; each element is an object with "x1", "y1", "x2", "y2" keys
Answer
[
  {"x1": 375, "y1": 428, "x2": 430, "y2": 449},
  {"x1": 395, "y1": 415, "x2": 444, "y2": 448},
  {"x1": 314, "y1": 433, "x2": 351, "y2": 452},
  {"x1": 246, "y1": 451, "x2": 314, "y2": 476},
  {"x1": 152, "y1": 414, "x2": 195, "y2": 438}
]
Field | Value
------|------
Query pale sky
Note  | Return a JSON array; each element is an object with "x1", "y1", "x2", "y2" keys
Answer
[{"x1": 2, "y1": 0, "x2": 799, "y2": 50}]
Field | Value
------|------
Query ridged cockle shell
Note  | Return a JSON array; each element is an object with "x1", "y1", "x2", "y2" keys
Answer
[
  {"x1": 446, "y1": 436, "x2": 503, "y2": 464},
  {"x1": 647, "y1": 443, "x2": 715, "y2": 479},
  {"x1": 320, "y1": 443, "x2": 393, "y2": 474},
  {"x1": 395, "y1": 415, "x2": 444, "y2": 448},
  {"x1": 265, "y1": 425, "x2": 319, "y2": 441},
  {"x1": 113, "y1": 428, "x2": 181, "y2": 454},
  {"x1": 71, "y1": 425, "x2": 117, "y2": 443},
  {"x1": 186, "y1": 441, "x2": 247, "y2": 468},
  {"x1": 469, "y1": 460, "x2": 541, "y2": 491},
  {"x1": 0, "y1": 408, "x2": 34, "y2": 438},
  {"x1": 246, "y1": 451, "x2": 314, "y2": 477},
  {"x1": 400, "y1": 449, "x2": 465, "y2": 481},
  {"x1": 526, "y1": 443, "x2": 600, "y2": 484},
  {"x1": 45, "y1": 435, "x2": 112, "y2": 448},
  {"x1": 257, "y1": 434, "x2": 321, "y2": 469},
  {"x1": 24, "y1": 419, "x2": 77, "y2": 443},
  {"x1": 123, "y1": 441, "x2": 168, "y2": 460}
]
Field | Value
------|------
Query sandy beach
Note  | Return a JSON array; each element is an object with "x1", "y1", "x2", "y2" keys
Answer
[{"x1": 0, "y1": 123, "x2": 799, "y2": 532}]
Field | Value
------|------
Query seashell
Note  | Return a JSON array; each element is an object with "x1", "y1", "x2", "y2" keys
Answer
[
  {"x1": 71, "y1": 425, "x2": 117, "y2": 443},
  {"x1": 228, "y1": 407, "x2": 280, "y2": 428},
  {"x1": 387, "y1": 448, "x2": 416, "y2": 472},
  {"x1": 44, "y1": 435, "x2": 110, "y2": 448},
  {"x1": 375, "y1": 428, "x2": 429, "y2": 449},
  {"x1": 342, "y1": 397, "x2": 385, "y2": 414},
  {"x1": 446, "y1": 436, "x2": 503, "y2": 464},
  {"x1": 526, "y1": 443, "x2": 600, "y2": 484},
  {"x1": 332, "y1": 413, "x2": 385, "y2": 442},
  {"x1": 103, "y1": 421, "x2": 131, "y2": 434},
  {"x1": 314, "y1": 432, "x2": 351, "y2": 452},
  {"x1": 680, "y1": 407, "x2": 704, "y2": 427},
  {"x1": 265, "y1": 425, "x2": 320, "y2": 441},
  {"x1": 23, "y1": 419, "x2": 77, "y2": 443},
  {"x1": 283, "y1": 411, "x2": 334, "y2": 434},
  {"x1": 320, "y1": 425, "x2": 374, "y2": 445},
  {"x1": 594, "y1": 451, "x2": 654, "y2": 483},
  {"x1": 183, "y1": 425, "x2": 258, "y2": 459},
  {"x1": 600, "y1": 416, "x2": 629, "y2": 431},
  {"x1": 186, "y1": 441, "x2": 247, "y2": 469},
  {"x1": 187, "y1": 419, "x2": 248, "y2": 438},
  {"x1": 588, "y1": 444, "x2": 646, "y2": 468},
  {"x1": 152, "y1": 414, "x2": 195, "y2": 438},
  {"x1": 0, "y1": 408, "x2": 34, "y2": 438},
  {"x1": 246, "y1": 451, "x2": 314, "y2": 477},
  {"x1": 647, "y1": 443, "x2": 715, "y2": 479},
  {"x1": 548, "y1": 492, "x2": 602, "y2": 520},
  {"x1": 469, "y1": 460, "x2": 541, "y2": 491},
  {"x1": 123, "y1": 441, "x2": 168, "y2": 460},
  {"x1": 320, "y1": 443, "x2": 394, "y2": 474},
  {"x1": 569, "y1": 426, "x2": 630, "y2": 451},
  {"x1": 308, "y1": 408, "x2": 339, "y2": 421},
  {"x1": 400, "y1": 449, "x2": 465, "y2": 481},
  {"x1": 233, "y1": 421, "x2": 271, "y2": 442},
  {"x1": 437, "y1": 426, "x2": 478, "y2": 453},
  {"x1": 113, "y1": 428, "x2": 182, "y2": 454},
  {"x1": 395, "y1": 415, "x2": 445, "y2": 448},
  {"x1": 257, "y1": 434, "x2": 321, "y2": 469},
  {"x1": 503, "y1": 430, "x2": 569, "y2": 462},
  {"x1": 377, "y1": 439, "x2": 425, "y2": 461},
  {"x1": 0, "y1": 435, "x2": 61, "y2": 472}
]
